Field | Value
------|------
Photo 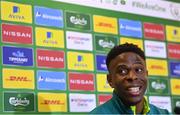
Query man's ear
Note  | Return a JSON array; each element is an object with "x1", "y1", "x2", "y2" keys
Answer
[{"x1": 107, "y1": 74, "x2": 113, "y2": 88}]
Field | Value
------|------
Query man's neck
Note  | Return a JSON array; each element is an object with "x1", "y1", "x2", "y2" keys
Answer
[{"x1": 135, "y1": 98, "x2": 144, "y2": 114}]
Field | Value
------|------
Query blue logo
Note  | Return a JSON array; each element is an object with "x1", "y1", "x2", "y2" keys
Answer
[
  {"x1": 13, "y1": 6, "x2": 20, "y2": 13},
  {"x1": 119, "y1": 19, "x2": 142, "y2": 38},
  {"x1": 3, "y1": 46, "x2": 33, "y2": 66},
  {"x1": 96, "y1": 55, "x2": 107, "y2": 71},
  {"x1": 37, "y1": 70, "x2": 66, "y2": 90},
  {"x1": 47, "y1": 32, "x2": 52, "y2": 39},
  {"x1": 78, "y1": 55, "x2": 83, "y2": 62},
  {"x1": 169, "y1": 61, "x2": 180, "y2": 77},
  {"x1": 34, "y1": 6, "x2": 64, "y2": 28}
]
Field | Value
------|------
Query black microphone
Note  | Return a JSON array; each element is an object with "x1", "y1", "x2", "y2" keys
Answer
[{"x1": 174, "y1": 106, "x2": 180, "y2": 114}]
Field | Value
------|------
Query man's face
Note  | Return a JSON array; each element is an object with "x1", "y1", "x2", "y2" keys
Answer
[{"x1": 107, "y1": 52, "x2": 148, "y2": 106}]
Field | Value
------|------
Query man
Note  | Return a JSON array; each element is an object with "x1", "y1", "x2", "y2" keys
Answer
[{"x1": 90, "y1": 43, "x2": 169, "y2": 114}]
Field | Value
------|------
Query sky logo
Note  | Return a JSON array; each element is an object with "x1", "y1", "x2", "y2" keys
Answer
[
  {"x1": 47, "y1": 32, "x2": 52, "y2": 39},
  {"x1": 78, "y1": 55, "x2": 83, "y2": 62},
  {"x1": 13, "y1": 6, "x2": 20, "y2": 13}
]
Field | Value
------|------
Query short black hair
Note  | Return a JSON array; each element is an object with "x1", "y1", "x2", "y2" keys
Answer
[{"x1": 106, "y1": 43, "x2": 145, "y2": 69}]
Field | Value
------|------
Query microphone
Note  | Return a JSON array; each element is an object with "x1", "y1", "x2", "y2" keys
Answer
[{"x1": 174, "y1": 106, "x2": 180, "y2": 114}]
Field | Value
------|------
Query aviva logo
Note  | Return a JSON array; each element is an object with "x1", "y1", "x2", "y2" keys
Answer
[{"x1": 1, "y1": 1, "x2": 32, "y2": 23}]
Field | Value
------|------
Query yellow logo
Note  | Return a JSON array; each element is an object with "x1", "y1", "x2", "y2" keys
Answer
[
  {"x1": 171, "y1": 79, "x2": 180, "y2": 95},
  {"x1": 96, "y1": 74, "x2": 113, "y2": 92},
  {"x1": 67, "y1": 51, "x2": 94, "y2": 71},
  {"x1": 35, "y1": 27, "x2": 64, "y2": 48},
  {"x1": 166, "y1": 25, "x2": 180, "y2": 43},
  {"x1": 38, "y1": 93, "x2": 67, "y2": 112},
  {"x1": 1, "y1": 1, "x2": 32, "y2": 23},
  {"x1": 120, "y1": 37, "x2": 144, "y2": 50},
  {"x1": 93, "y1": 15, "x2": 118, "y2": 35},
  {"x1": 3, "y1": 68, "x2": 34, "y2": 89},
  {"x1": 146, "y1": 59, "x2": 168, "y2": 76}
]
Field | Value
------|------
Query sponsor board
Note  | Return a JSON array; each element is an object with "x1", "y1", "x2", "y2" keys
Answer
[
  {"x1": 36, "y1": 49, "x2": 64, "y2": 68},
  {"x1": 148, "y1": 77, "x2": 169, "y2": 95},
  {"x1": 169, "y1": 61, "x2": 180, "y2": 77},
  {"x1": 35, "y1": 27, "x2": 64, "y2": 48},
  {"x1": 144, "y1": 40, "x2": 166, "y2": 58},
  {"x1": 171, "y1": 79, "x2": 180, "y2": 95},
  {"x1": 37, "y1": 70, "x2": 66, "y2": 90},
  {"x1": 93, "y1": 15, "x2": 118, "y2": 34},
  {"x1": 94, "y1": 34, "x2": 117, "y2": 52},
  {"x1": 171, "y1": 96, "x2": 180, "y2": 114},
  {"x1": 96, "y1": 54, "x2": 107, "y2": 72},
  {"x1": 149, "y1": 96, "x2": 172, "y2": 112},
  {"x1": 34, "y1": 6, "x2": 63, "y2": 28},
  {"x1": 120, "y1": 37, "x2": 144, "y2": 50},
  {"x1": 143, "y1": 22, "x2": 165, "y2": 40},
  {"x1": 146, "y1": 58, "x2": 168, "y2": 76},
  {"x1": 2, "y1": 46, "x2": 33, "y2": 66},
  {"x1": 98, "y1": 94, "x2": 112, "y2": 105},
  {"x1": 38, "y1": 93, "x2": 67, "y2": 112},
  {"x1": 65, "y1": 11, "x2": 91, "y2": 31},
  {"x1": 66, "y1": 31, "x2": 93, "y2": 51},
  {"x1": 69, "y1": 72, "x2": 95, "y2": 91},
  {"x1": 69, "y1": 93, "x2": 96, "y2": 112},
  {"x1": 3, "y1": 68, "x2": 34, "y2": 89},
  {"x1": 2, "y1": 23, "x2": 33, "y2": 44},
  {"x1": 4, "y1": 92, "x2": 35, "y2": 112},
  {"x1": 168, "y1": 43, "x2": 180, "y2": 59},
  {"x1": 1, "y1": 1, "x2": 32, "y2": 23},
  {"x1": 67, "y1": 51, "x2": 94, "y2": 71},
  {"x1": 96, "y1": 74, "x2": 113, "y2": 92},
  {"x1": 119, "y1": 18, "x2": 142, "y2": 38},
  {"x1": 166, "y1": 25, "x2": 180, "y2": 43}
]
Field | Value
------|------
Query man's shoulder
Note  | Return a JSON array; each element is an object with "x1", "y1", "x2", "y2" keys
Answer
[{"x1": 149, "y1": 104, "x2": 170, "y2": 114}]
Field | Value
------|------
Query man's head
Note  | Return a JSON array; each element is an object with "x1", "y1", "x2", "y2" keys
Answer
[{"x1": 106, "y1": 43, "x2": 148, "y2": 106}]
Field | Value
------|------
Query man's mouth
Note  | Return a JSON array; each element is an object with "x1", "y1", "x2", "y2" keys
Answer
[{"x1": 127, "y1": 87, "x2": 141, "y2": 96}]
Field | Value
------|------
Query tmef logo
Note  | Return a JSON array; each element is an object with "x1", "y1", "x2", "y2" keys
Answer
[{"x1": 13, "y1": 6, "x2": 20, "y2": 13}]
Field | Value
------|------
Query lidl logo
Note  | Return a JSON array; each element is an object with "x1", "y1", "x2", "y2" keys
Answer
[
  {"x1": 4, "y1": 92, "x2": 35, "y2": 112},
  {"x1": 34, "y1": 6, "x2": 64, "y2": 28},
  {"x1": 2, "y1": 23, "x2": 33, "y2": 44},
  {"x1": 13, "y1": 6, "x2": 20, "y2": 13},
  {"x1": 1, "y1": 1, "x2": 32, "y2": 23},
  {"x1": 67, "y1": 51, "x2": 94, "y2": 71},
  {"x1": 169, "y1": 61, "x2": 180, "y2": 77},
  {"x1": 3, "y1": 46, "x2": 33, "y2": 66},
  {"x1": 35, "y1": 27, "x2": 64, "y2": 48},
  {"x1": 38, "y1": 93, "x2": 67, "y2": 112},
  {"x1": 69, "y1": 72, "x2": 95, "y2": 91},
  {"x1": 37, "y1": 70, "x2": 66, "y2": 90},
  {"x1": 119, "y1": 18, "x2": 142, "y2": 38},
  {"x1": 36, "y1": 49, "x2": 65, "y2": 69},
  {"x1": 3, "y1": 68, "x2": 34, "y2": 89}
]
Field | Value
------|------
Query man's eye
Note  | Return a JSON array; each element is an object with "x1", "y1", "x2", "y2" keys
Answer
[
  {"x1": 119, "y1": 69, "x2": 128, "y2": 75},
  {"x1": 135, "y1": 68, "x2": 144, "y2": 74}
]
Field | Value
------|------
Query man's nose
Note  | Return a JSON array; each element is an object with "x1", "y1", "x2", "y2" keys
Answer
[{"x1": 127, "y1": 70, "x2": 138, "y2": 80}]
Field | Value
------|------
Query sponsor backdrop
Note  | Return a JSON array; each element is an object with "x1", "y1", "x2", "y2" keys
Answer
[{"x1": 0, "y1": 0, "x2": 180, "y2": 114}]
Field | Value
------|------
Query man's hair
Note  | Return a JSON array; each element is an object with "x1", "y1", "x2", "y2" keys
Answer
[{"x1": 106, "y1": 43, "x2": 145, "y2": 69}]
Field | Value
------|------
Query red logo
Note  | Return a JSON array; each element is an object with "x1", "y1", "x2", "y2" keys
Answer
[
  {"x1": 69, "y1": 72, "x2": 94, "y2": 91},
  {"x1": 41, "y1": 100, "x2": 64, "y2": 105},
  {"x1": 144, "y1": 22, "x2": 165, "y2": 41},
  {"x1": 168, "y1": 43, "x2": 180, "y2": 59},
  {"x1": 6, "y1": 76, "x2": 31, "y2": 82},
  {"x1": 2, "y1": 23, "x2": 32, "y2": 44},
  {"x1": 98, "y1": 94, "x2": 112, "y2": 105},
  {"x1": 37, "y1": 49, "x2": 64, "y2": 68}
]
